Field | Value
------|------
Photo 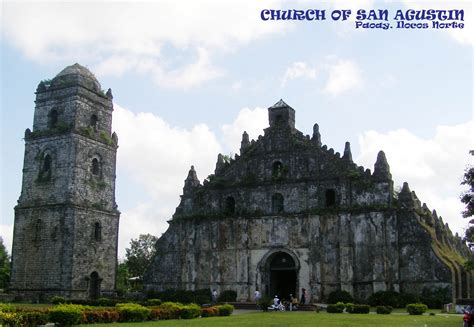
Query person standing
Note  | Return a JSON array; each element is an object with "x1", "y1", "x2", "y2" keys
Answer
[
  {"x1": 212, "y1": 289, "x2": 218, "y2": 304},
  {"x1": 300, "y1": 288, "x2": 306, "y2": 305},
  {"x1": 254, "y1": 288, "x2": 261, "y2": 303}
]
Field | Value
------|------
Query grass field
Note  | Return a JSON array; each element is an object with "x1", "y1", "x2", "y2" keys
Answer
[{"x1": 85, "y1": 311, "x2": 462, "y2": 327}]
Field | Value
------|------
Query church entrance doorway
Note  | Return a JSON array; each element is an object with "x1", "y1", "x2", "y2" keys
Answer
[{"x1": 269, "y1": 252, "x2": 297, "y2": 299}]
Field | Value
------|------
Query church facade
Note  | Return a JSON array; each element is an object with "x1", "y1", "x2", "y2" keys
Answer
[
  {"x1": 144, "y1": 100, "x2": 472, "y2": 303},
  {"x1": 9, "y1": 64, "x2": 120, "y2": 300}
]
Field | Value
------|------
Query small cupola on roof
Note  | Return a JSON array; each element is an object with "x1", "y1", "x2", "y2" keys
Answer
[
  {"x1": 268, "y1": 99, "x2": 296, "y2": 130},
  {"x1": 49, "y1": 63, "x2": 101, "y2": 92}
]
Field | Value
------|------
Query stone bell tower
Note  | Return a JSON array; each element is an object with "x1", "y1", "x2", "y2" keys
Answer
[{"x1": 10, "y1": 63, "x2": 120, "y2": 300}]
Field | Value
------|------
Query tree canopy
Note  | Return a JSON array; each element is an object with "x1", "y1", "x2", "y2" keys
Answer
[
  {"x1": 124, "y1": 234, "x2": 158, "y2": 279},
  {"x1": 0, "y1": 237, "x2": 10, "y2": 289},
  {"x1": 462, "y1": 150, "x2": 474, "y2": 270}
]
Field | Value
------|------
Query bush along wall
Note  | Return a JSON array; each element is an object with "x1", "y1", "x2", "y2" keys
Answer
[
  {"x1": 406, "y1": 303, "x2": 428, "y2": 315},
  {"x1": 0, "y1": 301, "x2": 235, "y2": 325}
]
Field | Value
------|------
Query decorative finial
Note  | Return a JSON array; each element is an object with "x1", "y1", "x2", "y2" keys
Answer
[
  {"x1": 312, "y1": 123, "x2": 321, "y2": 147},
  {"x1": 240, "y1": 131, "x2": 250, "y2": 154},
  {"x1": 343, "y1": 141, "x2": 352, "y2": 161},
  {"x1": 106, "y1": 88, "x2": 113, "y2": 99},
  {"x1": 373, "y1": 151, "x2": 392, "y2": 181}
]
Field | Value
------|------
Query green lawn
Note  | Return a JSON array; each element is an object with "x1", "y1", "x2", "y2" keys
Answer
[{"x1": 86, "y1": 311, "x2": 462, "y2": 327}]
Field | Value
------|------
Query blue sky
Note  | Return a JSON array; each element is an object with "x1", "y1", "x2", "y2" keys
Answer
[{"x1": 1, "y1": 0, "x2": 472, "y2": 258}]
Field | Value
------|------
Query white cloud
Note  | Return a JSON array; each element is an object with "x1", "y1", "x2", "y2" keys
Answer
[
  {"x1": 113, "y1": 104, "x2": 271, "y2": 254},
  {"x1": 113, "y1": 104, "x2": 221, "y2": 200},
  {"x1": 281, "y1": 62, "x2": 318, "y2": 86},
  {"x1": 112, "y1": 103, "x2": 222, "y2": 254},
  {"x1": 357, "y1": 121, "x2": 474, "y2": 237},
  {"x1": 2, "y1": 1, "x2": 286, "y2": 89},
  {"x1": 323, "y1": 59, "x2": 363, "y2": 95},
  {"x1": 94, "y1": 48, "x2": 224, "y2": 90},
  {"x1": 221, "y1": 107, "x2": 268, "y2": 154}
]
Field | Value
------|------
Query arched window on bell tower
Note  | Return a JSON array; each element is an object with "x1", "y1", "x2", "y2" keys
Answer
[
  {"x1": 91, "y1": 158, "x2": 101, "y2": 176},
  {"x1": 90, "y1": 114, "x2": 98, "y2": 129},
  {"x1": 94, "y1": 222, "x2": 102, "y2": 241},
  {"x1": 48, "y1": 109, "x2": 59, "y2": 128},
  {"x1": 38, "y1": 152, "x2": 52, "y2": 182},
  {"x1": 42, "y1": 154, "x2": 52, "y2": 173}
]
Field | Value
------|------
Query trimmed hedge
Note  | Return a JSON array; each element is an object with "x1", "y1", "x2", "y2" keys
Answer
[
  {"x1": 327, "y1": 290, "x2": 354, "y2": 304},
  {"x1": 327, "y1": 302, "x2": 345, "y2": 313},
  {"x1": 17, "y1": 310, "x2": 50, "y2": 326},
  {"x1": 180, "y1": 304, "x2": 201, "y2": 319},
  {"x1": 216, "y1": 304, "x2": 234, "y2": 316},
  {"x1": 201, "y1": 307, "x2": 219, "y2": 317},
  {"x1": 116, "y1": 303, "x2": 151, "y2": 322},
  {"x1": 350, "y1": 304, "x2": 370, "y2": 314},
  {"x1": 0, "y1": 311, "x2": 23, "y2": 326},
  {"x1": 49, "y1": 304, "x2": 84, "y2": 326},
  {"x1": 406, "y1": 303, "x2": 428, "y2": 315},
  {"x1": 82, "y1": 309, "x2": 120, "y2": 324},
  {"x1": 0, "y1": 300, "x2": 233, "y2": 325},
  {"x1": 0, "y1": 303, "x2": 15, "y2": 312},
  {"x1": 376, "y1": 306, "x2": 393, "y2": 314},
  {"x1": 156, "y1": 302, "x2": 183, "y2": 320}
]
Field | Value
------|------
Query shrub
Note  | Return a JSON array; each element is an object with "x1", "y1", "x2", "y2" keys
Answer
[
  {"x1": 149, "y1": 308, "x2": 178, "y2": 320},
  {"x1": 327, "y1": 290, "x2": 354, "y2": 304},
  {"x1": 146, "y1": 298, "x2": 162, "y2": 306},
  {"x1": 18, "y1": 310, "x2": 50, "y2": 326},
  {"x1": 82, "y1": 309, "x2": 120, "y2": 324},
  {"x1": 149, "y1": 308, "x2": 164, "y2": 320},
  {"x1": 406, "y1": 303, "x2": 428, "y2": 315},
  {"x1": 326, "y1": 302, "x2": 344, "y2": 313},
  {"x1": 51, "y1": 296, "x2": 67, "y2": 304},
  {"x1": 216, "y1": 304, "x2": 234, "y2": 316},
  {"x1": 344, "y1": 303, "x2": 354, "y2": 313},
  {"x1": 157, "y1": 302, "x2": 182, "y2": 319},
  {"x1": 376, "y1": 306, "x2": 393, "y2": 314},
  {"x1": 116, "y1": 303, "x2": 151, "y2": 322},
  {"x1": 49, "y1": 304, "x2": 84, "y2": 326},
  {"x1": 218, "y1": 290, "x2": 237, "y2": 302},
  {"x1": 201, "y1": 307, "x2": 219, "y2": 317},
  {"x1": 351, "y1": 304, "x2": 370, "y2": 314},
  {"x1": 179, "y1": 304, "x2": 201, "y2": 319},
  {"x1": 420, "y1": 287, "x2": 450, "y2": 309},
  {"x1": 0, "y1": 303, "x2": 15, "y2": 312},
  {"x1": 0, "y1": 311, "x2": 22, "y2": 326},
  {"x1": 159, "y1": 302, "x2": 183, "y2": 311}
]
